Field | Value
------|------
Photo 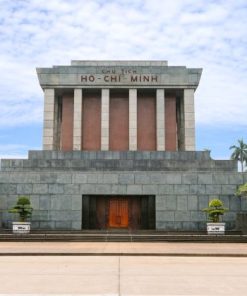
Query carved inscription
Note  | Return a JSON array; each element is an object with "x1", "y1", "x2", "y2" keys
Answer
[
  {"x1": 80, "y1": 74, "x2": 158, "y2": 84},
  {"x1": 130, "y1": 75, "x2": 158, "y2": 82},
  {"x1": 79, "y1": 67, "x2": 160, "y2": 84}
]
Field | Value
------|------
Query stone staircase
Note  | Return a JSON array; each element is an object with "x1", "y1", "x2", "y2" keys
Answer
[{"x1": 0, "y1": 230, "x2": 246, "y2": 242}]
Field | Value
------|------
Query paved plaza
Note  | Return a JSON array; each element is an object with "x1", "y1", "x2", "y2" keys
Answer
[
  {"x1": 0, "y1": 255, "x2": 247, "y2": 295},
  {"x1": 0, "y1": 242, "x2": 247, "y2": 295}
]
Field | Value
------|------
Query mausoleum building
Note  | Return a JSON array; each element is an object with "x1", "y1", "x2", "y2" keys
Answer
[
  {"x1": 39, "y1": 60, "x2": 199, "y2": 152},
  {"x1": 0, "y1": 60, "x2": 246, "y2": 231}
]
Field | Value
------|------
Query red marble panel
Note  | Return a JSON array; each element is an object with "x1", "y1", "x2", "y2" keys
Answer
[
  {"x1": 137, "y1": 91, "x2": 156, "y2": 150},
  {"x1": 109, "y1": 90, "x2": 129, "y2": 150},
  {"x1": 61, "y1": 95, "x2": 74, "y2": 151},
  {"x1": 82, "y1": 90, "x2": 101, "y2": 150},
  {"x1": 165, "y1": 96, "x2": 177, "y2": 151}
]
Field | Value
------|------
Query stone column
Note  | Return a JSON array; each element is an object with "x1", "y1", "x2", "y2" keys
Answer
[
  {"x1": 101, "y1": 89, "x2": 110, "y2": 150},
  {"x1": 156, "y1": 89, "x2": 165, "y2": 151},
  {"x1": 43, "y1": 89, "x2": 55, "y2": 150},
  {"x1": 73, "y1": 89, "x2": 82, "y2": 150},
  {"x1": 129, "y1": 89, "x2": 137, "y2": 150},
  {"x1": 184, "y1": 89, "x2": 195, "y2": 151}
]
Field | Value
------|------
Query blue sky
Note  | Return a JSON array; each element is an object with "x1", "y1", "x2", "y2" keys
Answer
[{"x1": 0, "y1": 0, "x2": 246, "y2": 160}]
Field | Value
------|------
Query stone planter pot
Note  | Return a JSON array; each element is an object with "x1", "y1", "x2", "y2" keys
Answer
[
  {"x1": 12, "y1": 222, "x2": 31, "y2": 234},
  {"x1": 207, "y1": 222, "x2": 225, "y2": 235},
  {"x1": 236, "y1": 213, "x2": 247, "y2": 234}
]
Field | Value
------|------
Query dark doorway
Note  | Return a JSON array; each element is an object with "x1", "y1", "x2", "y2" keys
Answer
[{"x1": 82, "y1": 195, "x2": 155, "y2": 230}]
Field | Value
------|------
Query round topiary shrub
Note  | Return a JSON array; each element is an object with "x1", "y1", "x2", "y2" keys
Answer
[
  {"x1": 203, "y1": 198, "x2": 228, "y2": 223},
  {"x1": 208, "y1": 199, "x2": 224, "y2": 208}
]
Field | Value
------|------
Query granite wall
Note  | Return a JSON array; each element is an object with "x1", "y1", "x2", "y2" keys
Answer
[{"x1": 0, "y1": 151, "x2": 246, "y2": 231}]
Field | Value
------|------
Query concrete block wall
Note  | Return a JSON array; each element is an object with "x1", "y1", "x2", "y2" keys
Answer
[{"x1": 1, "y1": 169, "x2": 247, "y2": 231}]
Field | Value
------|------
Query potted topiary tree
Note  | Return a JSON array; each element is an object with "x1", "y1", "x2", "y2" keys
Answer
[
  {"x1": 202, "y1": 198, "x2": 228, "y2": 235},
  {"x1": 9, "y1": 196, "x2": 33, "y2": 234}
]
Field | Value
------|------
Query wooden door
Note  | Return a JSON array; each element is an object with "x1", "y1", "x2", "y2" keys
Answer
[{"x1": 109, "y1": 198, "x2": 129, "y2": 228}]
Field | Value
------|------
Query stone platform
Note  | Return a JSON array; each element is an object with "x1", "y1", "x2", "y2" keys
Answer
[
  {"x1": 1, "y1": 150, "x2": 236, "y2": 171},
  {"x1": 0, "y1": 151, "x2": 246, "y2": 231}
]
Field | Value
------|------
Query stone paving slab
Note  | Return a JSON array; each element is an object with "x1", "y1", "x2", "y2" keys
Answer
[
  {"x1": 0, "y1": 256, "x2": 247, "y2": 295},
  {"x1": 0, "y1": 242, "x2": 247, "y2": 256}
]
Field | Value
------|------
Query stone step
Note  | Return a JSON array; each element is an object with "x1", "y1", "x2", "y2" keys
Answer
[{"x1": 0, "y1": 231, "x2": 246, "y2": 242}]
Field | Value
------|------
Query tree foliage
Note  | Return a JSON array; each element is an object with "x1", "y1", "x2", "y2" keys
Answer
[
  {"x1": 202, "y1": 198, "x2": 228, "y2": 223},
  {"x1": 9, "y1": 196, "x2": 33, "y2": 222},
  {"x1": 230, "y1": 139, "x2": 247, "y2": 172},
  {"x1": 236, "y1": 183, "x2": 247, "y2": 197}
]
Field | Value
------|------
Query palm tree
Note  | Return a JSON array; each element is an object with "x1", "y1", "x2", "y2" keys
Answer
[{"x1": 230, "y1": 139, "x2": 247, "y2": 172}]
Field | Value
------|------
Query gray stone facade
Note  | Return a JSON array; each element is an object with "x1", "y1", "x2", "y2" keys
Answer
[{"x1": 0, "y1": 151, "x2": 246, "y2": 231}]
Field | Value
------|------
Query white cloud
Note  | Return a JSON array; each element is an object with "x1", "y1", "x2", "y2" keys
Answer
[
  {"x1": 0, "y1": 144, "x2": 29, "y2": 159},
  {"x1": 0, "y1": 0, "x2": 246, "y2": 129}
]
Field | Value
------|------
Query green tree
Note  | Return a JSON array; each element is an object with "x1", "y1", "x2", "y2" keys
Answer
[
  {"x1": 230, "y1": 139, "x2": 247, "y2": 173},
  {"x1": 9, "y1": 196, "x2": 33, "y2": 222},
  {"x1": 203, "y1": 199, "x2": 228, "y2": 223}
]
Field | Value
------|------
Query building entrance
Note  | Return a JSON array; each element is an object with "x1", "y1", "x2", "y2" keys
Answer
[{"x1": 82, "y1": 195, "x2": 155, "y2": 230}]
